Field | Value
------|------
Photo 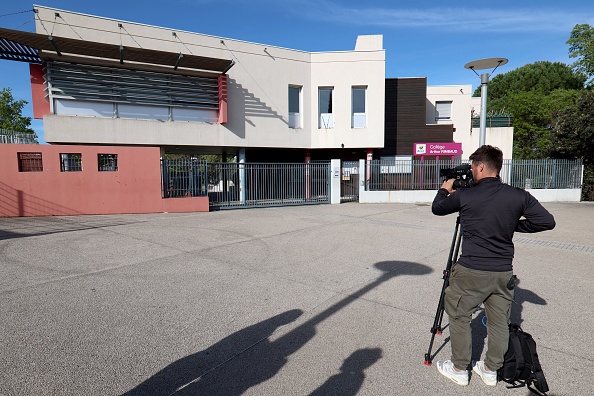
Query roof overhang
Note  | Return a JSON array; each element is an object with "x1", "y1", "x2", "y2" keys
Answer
[{"x1": 0, "y1": 27, "x2": 233, "y2": 74}]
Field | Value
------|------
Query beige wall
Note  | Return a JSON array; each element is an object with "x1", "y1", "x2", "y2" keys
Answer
[
  {"x1": 427, "y1": 86, "x2": 513, "y2": 159},
  {"x1": 35, "y1": 6, "x2": 385, "y2": 152}
]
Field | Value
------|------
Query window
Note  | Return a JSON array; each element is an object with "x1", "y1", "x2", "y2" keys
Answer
[
  {"x1": 435, "y1": 101, "x2": 453, "y2": 122},
  {"x1": 352, "y1": 86, "x2": 367, "y2": 128},
  {"x1": 288, "y1": 86, "x2": 302, "y2": 128},
  {"x1": 98, "y1": 154, "x2": 118, "y2": 172},
  {"x1": 318, "y1": 87, "x2": 334, "y2": 128},
  {"x1": 18, "y1": 152, "x2": 43, "y2": 172},
  {"x1": 60, "y1": 153, "x2": 82, "y2": 172}
]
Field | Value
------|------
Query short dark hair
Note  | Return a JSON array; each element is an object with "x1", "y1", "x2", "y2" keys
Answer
[{"x1": 469, "y1": 145, "x2": 503, "y2": 173}]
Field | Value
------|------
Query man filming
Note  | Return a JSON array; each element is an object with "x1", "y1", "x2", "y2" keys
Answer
[{"x1": 431, "y1": 145, "x2": 555, "y2": 386}]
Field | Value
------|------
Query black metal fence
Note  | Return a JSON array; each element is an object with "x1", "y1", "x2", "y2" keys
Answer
[
  {"x1": 368, "y1": 159, "x2": 583, "y2": 191},
  {"x1": 161, "y1": 159, "x2": 331, "y2": 209}
]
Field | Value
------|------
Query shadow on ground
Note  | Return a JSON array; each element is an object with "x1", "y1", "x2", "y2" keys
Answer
[{"x1": 123, "y1": 261, "x2": 432, "y2": 395}]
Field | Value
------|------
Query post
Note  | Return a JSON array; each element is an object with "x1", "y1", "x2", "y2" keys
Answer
[
  {"x1": 239, "y1": 148, "x2": 246, "y2": 205},
  {"x1": 479, "y1": 73, "x2": 490, "y2": 147},
  {"x1": 331, "y1": 159, "x2": 341, "y2": 204},
  {"x1": 305, "y1": 150, "x2": 311, "y2": 200}
]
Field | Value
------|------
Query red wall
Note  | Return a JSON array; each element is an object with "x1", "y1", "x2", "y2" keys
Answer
[{"x1": 0, "y1": 145, "x2": 208, "y2": 217}]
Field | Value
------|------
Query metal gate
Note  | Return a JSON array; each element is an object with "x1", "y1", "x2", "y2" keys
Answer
[
  {"x1": 161, "y1": 159, "x2": 331, "y2": 209},
  {"x1": 341, "y1": 161, "x2": 359, "y2": 202}
]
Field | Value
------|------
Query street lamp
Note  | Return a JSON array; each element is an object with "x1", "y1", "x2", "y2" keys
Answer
[{"x1": 464, "y1": 58, "x2": 508, "y2": 148}]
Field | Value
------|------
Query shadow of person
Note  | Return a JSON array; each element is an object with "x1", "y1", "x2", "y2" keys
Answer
[
  {"x1": 309, "y1": 348, "x2": 383, "y2": 396},
  {"x1": 509, "y1": 278, "x2": 547, "y2": 325},
  {"x1": 122, "y1": 309, "x2": 303, "y2": 396},
  {"x1": 125, "y1": 261, "x2": 431, "y2": 396}
]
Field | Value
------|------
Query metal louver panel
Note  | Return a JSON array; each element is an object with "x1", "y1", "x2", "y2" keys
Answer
[
  {"x1": 0, "y1": 37, "x2": 41, "y2": 63},
  {"x1": 47, "y1": 61, "x2": 219, "y2": 109}
]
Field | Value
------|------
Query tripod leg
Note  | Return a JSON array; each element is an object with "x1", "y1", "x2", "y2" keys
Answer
[{"x1": 424, "y1": 217, "x2": 461, "y2": 366}]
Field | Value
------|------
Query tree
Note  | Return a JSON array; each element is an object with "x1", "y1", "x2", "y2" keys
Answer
[
  {"x1": 489, "y1": 89, "x2": 580, "y2": 158},
  {"x1": 567, "y1": 24, "x2": 594, "y2": 86},
  {"x1": 472, "y1": 61, "x2": 587, "y2": 100},
  {"x1": 552, "y1": 90, "x2": 594, "y2": 200},
  {"x1": 476, "y1": 62, "x2": 585, "y2": 158},
  {"x1": 551, "y1": 90, "x2": 594, "y2": 164},
  {"x1": 0, "y1": 87, "x2": 34, "y2": 133}
]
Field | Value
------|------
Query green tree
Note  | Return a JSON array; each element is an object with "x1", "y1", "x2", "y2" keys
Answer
[
  {"x1": 0, "y1": 87, "x2": 34, "y2": 133},
  {"x1": 552, "y1": 90, "x2": 594, "y2": 200},
  {"x1": 552, "y1": 90, "x2": 594, "y2": 164},
  {"x1": 489, "y1": 89, "x2": 580, "y2": 158},
  {"x1": 472, "y1": 61, "x2": 587, "y2": 100},
  {"x1": 473, "y1": 62, "x2": 586, "y2": 158},
  {"x1": 567, "y1": 24, "x2": 594, "y2": 86}
]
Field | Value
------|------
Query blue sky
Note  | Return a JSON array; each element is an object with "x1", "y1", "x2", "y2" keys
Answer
[{"x1": 2, "y1": 0, "x2": 593, "y2": 143}]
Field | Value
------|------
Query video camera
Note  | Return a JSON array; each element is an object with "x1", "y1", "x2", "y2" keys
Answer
[{"x1": 439, "y1": 164, "x2": 474, "y2": 189}]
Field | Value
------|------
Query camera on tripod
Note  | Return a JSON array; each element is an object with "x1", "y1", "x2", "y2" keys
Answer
[{"x1": 440, "y1": 164, "x2": 474, "y2": 189}]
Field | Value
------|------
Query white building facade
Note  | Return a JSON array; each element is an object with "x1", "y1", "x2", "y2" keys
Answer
[{"x1": 28, "y1": 6, "x2": 385, "y2": 158}]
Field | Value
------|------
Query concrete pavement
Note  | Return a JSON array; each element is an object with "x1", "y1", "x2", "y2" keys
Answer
[{"x1": 1, "y1": 202, "x2": 593, "y2": 395}]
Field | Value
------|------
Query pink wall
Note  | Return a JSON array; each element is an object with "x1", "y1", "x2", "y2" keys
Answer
[{"x1": 0, "y1": 144, "x2": 209, "y2": 217}]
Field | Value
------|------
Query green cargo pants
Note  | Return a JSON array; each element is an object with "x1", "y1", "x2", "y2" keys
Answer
[{"x1": 444, "y1": 263, "x2": 514, "y2": 371}]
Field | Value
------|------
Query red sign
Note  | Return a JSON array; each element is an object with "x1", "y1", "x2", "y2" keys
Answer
[{"x1": 414, "y1": 142, "x2": 462, "y2": 156}]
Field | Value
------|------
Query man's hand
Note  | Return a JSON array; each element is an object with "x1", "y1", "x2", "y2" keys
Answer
[{"x1": 440, "y1": 178, "x2": 456, "y2": 194}]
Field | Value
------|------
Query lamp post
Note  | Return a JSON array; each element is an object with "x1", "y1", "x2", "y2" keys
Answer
[{"x1": 464, "y1": 58, "x2": 508, "y2": 148}]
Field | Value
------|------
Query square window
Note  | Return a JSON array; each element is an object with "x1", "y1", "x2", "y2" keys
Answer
[
  {"x1": 436, "y1": 101, "x2": 453, "y2": 121},
  {"x1": 60, "y1": 153, "x2": 82, "y2": 172},
  {"x1": 18, "y1": 152, "x2": 43, "y2": 172},
  {"x1": 98, "y1": 154, "x2": 118, "y2": 171}
]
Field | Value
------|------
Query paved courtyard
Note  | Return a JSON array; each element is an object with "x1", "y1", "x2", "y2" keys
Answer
[{"x1": 1, "y1": 202, "x2": 593, "y2": 395}]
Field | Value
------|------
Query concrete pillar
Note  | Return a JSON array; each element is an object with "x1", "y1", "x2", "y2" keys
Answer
[
  {"x1": 359, "y1": 159, "x2": 366, "y2": 198},
  {"x1": 366, "y1": 149, "x2": 373, "y2": 189},
  {"x1": 331, "y1": 159, "x2": 341, "y2": 204},
  {"x1": 239, "y1": 148, "x2": 246, "y2": 204}
]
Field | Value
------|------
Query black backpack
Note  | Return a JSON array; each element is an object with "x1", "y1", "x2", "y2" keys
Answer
[{"x1": 498, "y1": 323, "x2": 549, "y2": 395}]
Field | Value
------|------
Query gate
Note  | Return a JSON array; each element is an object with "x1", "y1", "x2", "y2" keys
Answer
[
  {"x1": 207, "y1": 162, "x2": 331, "y2": 209},
  {"x1": 341, "y1": 161, "x2": 359, "y2": 202},
  {"x1": 161, "y1": 159, "x2": 331, "y2": 209}
]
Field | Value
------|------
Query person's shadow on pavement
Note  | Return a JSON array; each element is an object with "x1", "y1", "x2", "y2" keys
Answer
[
  {"x1": 123, "y1": 261, "x2": 431, "y2": 395},
  {"x1": 309, "y1": 348, "x2": 383, "y2": 396}
]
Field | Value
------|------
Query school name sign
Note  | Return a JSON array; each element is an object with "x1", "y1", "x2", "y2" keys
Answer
[{"x1": 414, "y1": 142, "x2": 462, "y2": 156}]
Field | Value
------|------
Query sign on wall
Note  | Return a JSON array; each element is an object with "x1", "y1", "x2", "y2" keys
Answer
[{"x1": 413, "y1": 142, "x2": 462, "y2": 156}]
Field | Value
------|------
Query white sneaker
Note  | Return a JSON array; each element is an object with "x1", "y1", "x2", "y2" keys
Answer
[
  {"x1": 436, "y1": 360, "x2": 469, "y2": 386},
  {"x1": 473, "y1": 360, "x2": 497, "y2": 386}
]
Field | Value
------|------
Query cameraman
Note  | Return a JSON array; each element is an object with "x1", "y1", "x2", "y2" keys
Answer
[{"x1": 431, "y1": 145, "x2": 555, "y2": 387}]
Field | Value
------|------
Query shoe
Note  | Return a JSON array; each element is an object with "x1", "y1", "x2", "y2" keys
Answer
[
  {"x1": 436, "y1": 360, "x2": 469, "y2": 386},
  {"x1": 473, "y1": 360, "x2": 497, "y2": 386}
]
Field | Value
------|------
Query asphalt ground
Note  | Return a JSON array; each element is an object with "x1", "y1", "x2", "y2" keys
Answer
[{"x1": 1, "y1": 202, "x2": 593, "y2": 396}]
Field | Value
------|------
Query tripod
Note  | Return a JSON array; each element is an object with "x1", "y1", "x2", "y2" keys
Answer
[{"x1": 424, "y1": 216, "x2": 462, "y2": 366}]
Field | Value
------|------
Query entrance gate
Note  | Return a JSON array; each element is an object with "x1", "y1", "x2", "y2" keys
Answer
[
  {"x1": 161, "y1": 159, "x2": 331, "y2": 209},
  {"x1": 341, "y1": 161, "x2": 359, "y2": 202}
]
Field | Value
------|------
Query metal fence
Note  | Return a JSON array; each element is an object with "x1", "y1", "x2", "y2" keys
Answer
[
  {"x1": 0, "y1": 129, "x2": 39, "y2": 144},
  {"x1": 161, "y1": 158, "x2": 208, "y2": 198},
  {"x1": 161, "y1": 159, "x2": 331, "y2": 209},
  {"x1": 368, "y1": 159, "x2": 583, "y2": 191},
  {"x1": 207, "y1": 162, "x2": 330, "y2": 209}
]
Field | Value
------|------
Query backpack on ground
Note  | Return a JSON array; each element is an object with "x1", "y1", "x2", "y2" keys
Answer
[{"x1": 498, "y1": 323, "x2": 549, "y2": 395}]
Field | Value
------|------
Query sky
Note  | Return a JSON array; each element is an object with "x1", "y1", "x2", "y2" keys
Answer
[{"x1": 1, "y1": 0, "x2": 593, "y2": 144}]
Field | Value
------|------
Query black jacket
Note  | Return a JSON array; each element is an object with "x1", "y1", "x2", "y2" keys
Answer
[{"x1": 432, "y1": 177, "x2": 556, "y2": 272}]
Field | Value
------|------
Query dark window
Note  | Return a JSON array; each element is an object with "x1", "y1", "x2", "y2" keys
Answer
[
  {"x1": 98, "y1": 154, "x2": 118, "y2": 171},
  {"x1": 18, "y1": 152, "x2": 43, "y2": 172},
  {"x1": 60, "y1": 153, "x2": 82, "y2": 172}
]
